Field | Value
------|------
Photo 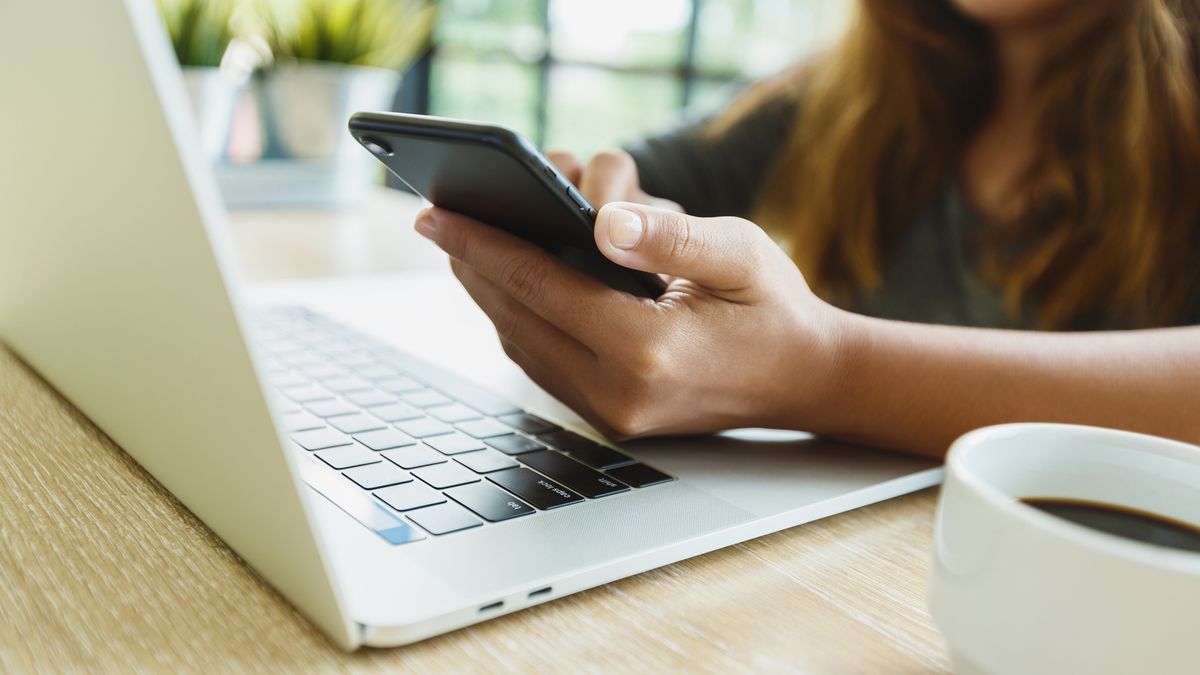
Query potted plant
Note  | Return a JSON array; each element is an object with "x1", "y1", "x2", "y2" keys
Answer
[
  {"x1": 157, "y1": 0, "x2": 242, "y2": 163},
  {"x1": 259, "y1": 0, "x2": 434, "y2": 170}
]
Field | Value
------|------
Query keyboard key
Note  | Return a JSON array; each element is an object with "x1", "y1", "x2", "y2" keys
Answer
[
  {"x1": 291, "y1": 427, "x2": 353, "y2": 451},
  {"x1": 485, "y1": 434, "x2": 546, "y2": 456},
  {"x1": 353, "y1": 428, "x2": 417, "y2": 451},
  {"x1": 536, "y1": 429, "x2": 598, "y2": 453},
  {"x1": 520, "y1": 450, "x2": 630, "y2": 499},
  {"x1": 301, "y1": 340, "x2": 343, "y2": 356},
  {"x1": 445, "y1": 482, "x2": 534, "y2": 522},
  {"x1": 280, "y1": 411, "x2": 323, "y2": 432},
  {"x1": 375, "y1": 482, "x2": 446, "y2": 511},
  {"x1": 425, "y1": 380, "x2": 520, "y2": 417},
  {"x1": 413, "y1": 462, "x2": 481, "y2": 489},
  {"x1": 315, "y1": 445, "x2": 382, "y2": 470},
  {"x1": 277, "y1": 351, "x2": 321, "y2": 367},
  {"x1": 266, "y1": 350, "x2": 300, "y2": 366},
  {"x1": 406, "y1": 502, "x2": 482, "y2": 535},
  {"x1": 270, "y1": 371, "x2": 308, "y2": 388},
  {"x1": 606, "y1": 463, "x2": 674, "y2": 488},
  {"x1": 539, "y1": 430, "x2": 634, "y2": 470},
  {"x1": 498, "y1": 413, "x2": 560, "y2": 435},
  {"x1": 304, "y1": 398, "x2": 358, "y2": 418},
  {"x1": 401, "y1": 389, "x2": 454, "y2": 408},
  {"x1": 312, "y1": 344, "x2": 349, "y2": 358},
  {"x1": 381, "y1": 444, "x2": 447, "y2": 469},
  {"x1": 288, "y1": 331, "x2": 324, "y2": 346},
  {"x1": 323, "y1": 375, "x2": 372, "y2": 394},
  {"x1": 395, "y1": 417, "x2": 454, "y2": 438},
  {"x1": 463, "y1": 399, "x2": 521, "y2": 417},
  {"x1": 331, "y1": 351, "x2": 373, "y2": 368},
  {"x1": 281, "y1": 383, "x2": 334, "y2": 403},
  {"x1": 455, "y1": 418, "x2": 515, "y2": 439},
  {"x1": 488, "y1": 468, "x2": 583, "y2": 510},
  {"x1": 376, "y1": 376, "x2": 425, "y2": 394},
  {"x1": 299, "y1": 363, "x2": 343, "y2": 380},
  {"x1": 350, "y1": 363, "x2": 402, "y2": 380},
  {"x1": 455, "y1": 449, "x2": 519, "y2": 474},
  {"x1": 426, "y1": 403, "x2": 483, "y2": 423},
  {"x1": 257, "y1": 328, "x2": 289, "y2": 342},
  {"x1": 343, "y1": 462, "x2": 412, "y2": 489},
  {"x1": 345, "y1": 389, "x2": 395, "y2": 408},
  {"x1": 327, "y1": 413, "x2": 387, "y2": 434},
  {"x1": 424, "y1": 432, "x2": 487, "y2": 455},
  {"x1": 370, "y1": 401, "x2": 425, "y2": 422}
]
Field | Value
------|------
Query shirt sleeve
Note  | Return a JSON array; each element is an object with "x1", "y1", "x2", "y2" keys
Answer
[{"x1": 624, "y1": 94, "x2": 798, "y2": 218}]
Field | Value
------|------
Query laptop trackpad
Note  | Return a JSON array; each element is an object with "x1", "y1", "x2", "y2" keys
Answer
[{"x1": 621, "y1": 430, "x2": 942, "y2": 517}]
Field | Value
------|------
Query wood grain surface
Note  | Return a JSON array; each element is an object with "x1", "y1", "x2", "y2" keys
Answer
[{"x1": 0, "y1": 345, "x2": 949, "y2": 673}]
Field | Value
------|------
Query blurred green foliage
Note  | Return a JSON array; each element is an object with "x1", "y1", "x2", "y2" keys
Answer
[
  {"x1": 265, "y1": 0, "x2": 436, "y2": 70},
  {"x1": 157, "y1": 0, "x2": 237, "y2": 68}
]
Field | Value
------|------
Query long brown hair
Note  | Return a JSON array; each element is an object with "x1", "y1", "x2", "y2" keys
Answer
[{"x1": 740, "y1": 0, "x2": 1200, "y2": 328}]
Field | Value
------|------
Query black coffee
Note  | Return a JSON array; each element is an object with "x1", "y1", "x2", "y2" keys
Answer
[{"x1": 1021, "y1": 498, "x2": 1200, "y2": 553}]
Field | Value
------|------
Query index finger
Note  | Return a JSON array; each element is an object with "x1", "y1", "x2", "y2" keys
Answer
[
  {"x1": 546, "y1": 150, "x2": 582, "y2": 185},
  {"x1": 580, "y1": 150, "x2": 641, "y2": 206},
  {"x1": 415, "y1": 207, "x2": 643, "y2": 343}
]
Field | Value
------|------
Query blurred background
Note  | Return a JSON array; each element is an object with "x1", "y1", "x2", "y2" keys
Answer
[
  {"x1": 161, "y1": 0, "x2": 850, "y2": 208},
  {"x1": 418, "y1": 0, "x2": 849, "y2": 156}
]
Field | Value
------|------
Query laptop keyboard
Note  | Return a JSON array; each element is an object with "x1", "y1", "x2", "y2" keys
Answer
[{"x1": 253, "y1": 307, "x2": 673, "y2": 545}]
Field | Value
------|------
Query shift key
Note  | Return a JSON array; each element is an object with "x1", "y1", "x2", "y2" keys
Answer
[
  {"x1": 519, "y1": 450, "x2": 629, "y2": 499},
  {"x1": 488, "y1": 468, "x2": 583, "y2": 510}
]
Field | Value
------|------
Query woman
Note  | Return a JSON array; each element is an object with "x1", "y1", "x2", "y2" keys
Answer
[{"x1": 414, "y1": 0, "x2": 1200, "y2": 458}]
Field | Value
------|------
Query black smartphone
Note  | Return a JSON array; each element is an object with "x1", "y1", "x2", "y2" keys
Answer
[{"x1": 348, "y1": 112, "x2": 667, "y2": 298}]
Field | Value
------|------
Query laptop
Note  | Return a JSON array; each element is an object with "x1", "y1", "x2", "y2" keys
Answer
[{"x1": 0, "y1": 0, "x2": 942, "y2": 650}]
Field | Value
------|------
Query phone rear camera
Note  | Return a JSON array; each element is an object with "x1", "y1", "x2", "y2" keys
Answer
[{"x1": 360, "y1": 136, "x2": 393, "y2": 157}]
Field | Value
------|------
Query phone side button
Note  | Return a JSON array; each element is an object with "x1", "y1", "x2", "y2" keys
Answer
[{"x1": 566, "y1": 185, "x2": 589, "y2": 210}]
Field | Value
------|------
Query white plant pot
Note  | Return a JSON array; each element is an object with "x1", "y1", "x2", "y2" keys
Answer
[
  {"x1": 181, "y1": 67, "x2": 240, "y2": 163},
  {"x1": 262, "y1": 62, "x2": 399, "y2": 159},
  {"x1": 258, "y1": 62, "x2": 400, "y2": 205}
]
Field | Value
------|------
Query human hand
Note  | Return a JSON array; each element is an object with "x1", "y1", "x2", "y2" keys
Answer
[
  {"x1": 547, "y1": 149, "x2": 683, "y2": 213},
  {"x1": 414, "y1": 202, "x2": 849, "y2": 438}
]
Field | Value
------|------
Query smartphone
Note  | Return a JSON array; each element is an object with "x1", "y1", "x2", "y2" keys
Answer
[{"x1": 348, "y1": 112, "x2": 667, "y2": 298}]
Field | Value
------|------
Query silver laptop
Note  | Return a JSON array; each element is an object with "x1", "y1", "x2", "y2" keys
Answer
[{"x1": 0, "y1": 0, "x2": 942, "y2": 649}]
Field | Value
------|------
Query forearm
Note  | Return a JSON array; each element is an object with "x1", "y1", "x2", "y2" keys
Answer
[{"x1": 804, "y1": 311, "x2": 1200, "y2": 458}]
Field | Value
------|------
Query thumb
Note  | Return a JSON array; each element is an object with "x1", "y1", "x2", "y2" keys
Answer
[{"x1": 594, "y1": 202, "x2": 772, "y2": 292}]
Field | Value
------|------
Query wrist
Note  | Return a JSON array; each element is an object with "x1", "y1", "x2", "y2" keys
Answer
[{"x1": 763, "y1": 301, "x2": 866, "y2": 433}]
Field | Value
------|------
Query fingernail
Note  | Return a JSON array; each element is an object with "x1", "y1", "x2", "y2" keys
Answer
[
  {"x1": 607, "y1": 208, "x2": 644, "y2": 250},
  {"x1": 414, "y1": 210, "x2": 439, "y2": 239}
]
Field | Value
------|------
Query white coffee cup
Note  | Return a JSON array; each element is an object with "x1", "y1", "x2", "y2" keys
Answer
[{"x1": 927, "y1": 423, "x2": 1200, "y2": 675}]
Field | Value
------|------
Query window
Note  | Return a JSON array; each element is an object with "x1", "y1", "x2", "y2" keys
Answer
[{"x1": 411, "y1": 0, "x2": 852, "y2": 156}]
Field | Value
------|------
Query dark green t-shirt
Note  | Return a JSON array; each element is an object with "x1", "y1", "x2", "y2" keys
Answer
[{"x1": 625, "y1": 99, "x2": 1198, "y2": 330}]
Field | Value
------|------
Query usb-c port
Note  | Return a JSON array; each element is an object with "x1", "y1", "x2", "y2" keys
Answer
[
  {"x1": 479, "y1": 601, "x2": 504, "y2": 613},
  {"x1": 527, "y1": 587, "x2": 552, "y2": 599}
]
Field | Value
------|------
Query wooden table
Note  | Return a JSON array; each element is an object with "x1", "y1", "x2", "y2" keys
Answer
[{"x1": 0, "y1": 189, "x2": 949, "y2": 672}]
